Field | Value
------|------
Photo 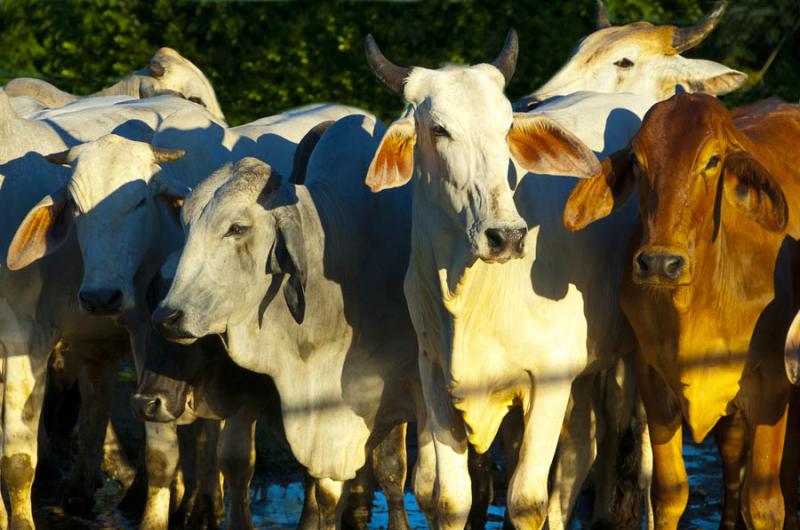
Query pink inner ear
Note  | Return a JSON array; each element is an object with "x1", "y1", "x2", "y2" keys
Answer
[
  {"x1": 366, "y1": 122, "x2": 416, "y2": 192},
  {"x1": 509, "y1": 116, "x2": 600, "y2": 179}
]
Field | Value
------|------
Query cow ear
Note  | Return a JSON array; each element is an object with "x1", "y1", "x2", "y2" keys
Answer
[
  {"x1": 676, "y1": 59, "x2": 748, "y2": 97},
  {"x1": 267, "y1": 210, "x2": 307, "y2": 324},
  {"x1": 722, "y1": 150, "x2": 787, "y2": 232},
  {"x1": 7, "y1": 187, "x2": 72, "y2": 270},
  {"x1": 562, "y1": 147, "x2": 635, "y2": 231},
  {"x1": 509, "y1": 113, "x2": 601, "y2": 179},
  {"x1": 366, "y1": 117, "x2": 416, "y2": 192}
]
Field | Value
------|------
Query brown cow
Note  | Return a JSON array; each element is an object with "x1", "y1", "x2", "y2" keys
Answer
[{"x1": 562, "y1": 93, "x2": 800, "y2": 529}]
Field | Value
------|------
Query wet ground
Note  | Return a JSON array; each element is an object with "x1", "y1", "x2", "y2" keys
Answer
[{"x1": 27, "y1": 371, "x2": 736, "y2": 529}]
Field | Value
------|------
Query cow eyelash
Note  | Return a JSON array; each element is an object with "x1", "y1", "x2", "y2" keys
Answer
[
  {"x1": 224, "y1": 223, "x2": 250, "y2": 237},
  {"x1": 431, "y1": 125, "x2": 451, "y2": 139},
  {"x1": 705, "y1": 155, "x2": 721, "y2": 170},
  {"x1": 613, "y1": 58, "x2": 634, "y2": 69}
]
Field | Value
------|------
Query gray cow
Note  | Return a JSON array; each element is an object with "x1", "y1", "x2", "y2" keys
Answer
[{"x1": 153, "y1": 114, "x2": 427, "y2": 529}]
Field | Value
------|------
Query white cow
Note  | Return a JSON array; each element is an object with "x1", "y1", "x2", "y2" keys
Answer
[
  {"x1": 516, "y1": 2, "x2": 746, "y2": 110},
  {"x1": 5, "y1": 98, "x2": 368, "y2": 529},
  {"x1": 362, "y1": 32, "x2": 665, "y2": 529},
  {"x1": 5, "y1": 47, "x2": 226, "y2": 123},
  {"x1": 0, "y1": 92, "x2": 206, "y2": 529},
  {"x1": 153, "y1": 114, "x2": 426, "y2": 530}
]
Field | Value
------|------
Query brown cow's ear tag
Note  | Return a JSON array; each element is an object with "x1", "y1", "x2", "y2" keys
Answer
[
  {"x1": 723, "y1": 150, "x2": 787, "y2": 232},
  {"x1": 509, "y1": 113, "x2": 600, "y2": 179},
  {"x1": 7, "y1": 187, "x2": 73, "y2": 270},
  {"x1": 366, "y1": 118, "x2": 416, "y2": 192},
  {"x1": 562, "y1": 147, "x2": 635, "y2": 232}
]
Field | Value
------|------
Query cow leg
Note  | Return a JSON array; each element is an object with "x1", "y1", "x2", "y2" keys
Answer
[
  {"x1": 372, "y1": 423, "x2": 410, "y2": 530},
  {"x1": 412, "y1": 401, "x2": 436, "y2": 525},
  {"x1": 741, "y1": 406, "x2": 787, "y2": 529},
  {"x1": 467, "y1": 445, "x2": 492, "y2": 530},
  {"x1": 500, "y1": 407, "x2": 523, "y2": 530},
  {"x1": 315, "y1": 477, "x2": 345, "y2": 530},
  {"x1": 636, "y1": 399, "x2": 655, "y2": 530},
  {"x1": 547, "y1": 374, "x2": 597, "y2": 530},
  {"x1": 3, "y1": 344, "x2": 50, "y2": 530},
  {"x1": 102, "y1": 420, "x2": 136, "y2": 495},
  {"x1": 507, "y1": 378, "x2": 572, "y2": 530},
  {"x1": 419, "y1": 354, "x2": 471, "y2": 530},
  {"x1": 219, "y1": 410, "x2": 257, "y2": 530},
  {"x1": 298, "y1": 472, "x2": 319, "y2": 530},
  {"x1": 141, "y1": 421, "x2": 180, "y2": 530},
  {"x1": 713, "y1": 411, "x2": 747, "y2": 530},
  {"x1": 781, "y1": 386, "x2": 800, "y2": 530},
  {"x1": 64, "y1": 351, "x2": 117, "y2": 516},
  {"x1": 181, "y1": 419, "x2": 223, "y2": 529},
  {"x1": 341, "y1": 457, "x2": 374, "y2": 529}
]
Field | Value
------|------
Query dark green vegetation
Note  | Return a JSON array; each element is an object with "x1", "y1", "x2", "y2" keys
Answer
[{"x1": 0, "y1": 0, "x2": 797, "y2": 125}]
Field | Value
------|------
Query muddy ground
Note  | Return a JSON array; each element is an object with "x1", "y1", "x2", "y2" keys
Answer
[{"x1": 26, "y1": 368, "x2": 741, "y2": 529}]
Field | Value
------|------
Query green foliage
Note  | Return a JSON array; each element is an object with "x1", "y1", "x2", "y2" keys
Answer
[{"x1": 0, "y1": 0, "x2": 797, "y2": 125}]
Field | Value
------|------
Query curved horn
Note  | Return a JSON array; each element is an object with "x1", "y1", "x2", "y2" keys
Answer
[
  {"x1": 672, "y1": 2, "x2": 727, "y2": 53},
  {"x1": 151, "y1": 146, "x2": 187, "y2": 164},
  {"x1": 490, "y1": 29, "x2": 519, "y2": 87},
  {"x1": 596, "y1": 0, "x2": 612, "y2": 29},
  {"x1": 364, "y1": 34, "x2": 412, "y2": 97},
  {"x1": 45, "y1": 150, "x2": 71, "y2": 165},
  {"x1": 148, "y1": 60, "x2": 166, "y2": 78}
]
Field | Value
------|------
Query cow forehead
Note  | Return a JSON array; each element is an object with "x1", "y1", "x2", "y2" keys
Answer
[
  {"x1": 636, "y1": 94, "x2": 728, "y2": 165},
  {"x1": 406, "y1": 65, "x2": 512, "y2": 129},
  {"x1": 69, "y1": 135, "x2": 155, "y2": 209},
  {"x1": 577, "y1": 23, "x2": 675, "y2": 60}
]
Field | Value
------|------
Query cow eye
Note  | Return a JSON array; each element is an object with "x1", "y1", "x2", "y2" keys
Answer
[
  {"x1": 188, "y1": 96, "x2": 206, "y2": 108},
  {"x1": 134, "y1": 197, "x2": 147, "y2": 209},
  {"x1": 431, "y1": 125, "x2": 451, "y2": 138},
  {"x1": 705, "y1": 155, "x2": 721, "y2": 170},
  {"x1": 225, "y1": 224, "x2": 250, "y2": 237},
  {"x1": 613, "y1": 58, "x2": 634, "y2": 69}
]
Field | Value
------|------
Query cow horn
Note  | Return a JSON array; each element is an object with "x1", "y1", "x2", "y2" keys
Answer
[
  {"x1": 45, "y1": 150, "x2": 71, "y2": 165},
  {"x1": 151, "y1": 146, "x2": 187, "y2": 164},
  {"x1": 364, "y1": 34, "x2": 411, "y2": 97},
  {"x1": 490, "y1": 29, "x2": 519, "y2": 87},
  {"x1": 672, "y1": 2, "x2": 727, "y2": 53},
  {"x1": 149, "y1": 60, "x2": 166, "y2": 78},
  {"x1": 596, "y1": 0, "x2": 612, "y2": 29}
]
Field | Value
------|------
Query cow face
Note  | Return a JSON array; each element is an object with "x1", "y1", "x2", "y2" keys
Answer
[
  {"x1": 563, "y1": 93, "x2": 787, "y2": 288},
  {"x1": 140, "y1": 47, "x2": 227, "y2": 125},
  {"x1": 516, "y1": 4, "x2": 746, "y2": 110},
  {"x1": 365, "y1": 31, "x2": 601, "y2": 265},
  {"x1": 6, "y1": 134, "x2": 188, "y2": 316},
  {"x1": 154, "y1": 158, "x2": 305, "y2": 343}
]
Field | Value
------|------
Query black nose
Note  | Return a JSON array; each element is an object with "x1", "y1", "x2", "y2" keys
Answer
[
  {"x1": 152, "y1": 306, "x2": 183, "y2": 330},
  {"x1": 485, "y1": 227, "x2": 527, "y2": 258},
  {"x1": 131, "y1": 393, "x2": 169, "y2": 422},
  {"x1": 635, "y1": 252, "x2": 686, "y2": 281},
  {"x1": 79, "y1": 288, "x2": 123, "y2": 315}
]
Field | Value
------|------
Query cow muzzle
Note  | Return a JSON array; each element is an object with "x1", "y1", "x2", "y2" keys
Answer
[
  {"x1": 478, "y1": 225, "x2": 527, "y2": 263},
  {"x1": 633, "y1": 245, "x2": 691, "y2": 286},
  {"x1": 131, "y1": 392, "x2": 176, "y2": 422},
  {"x1": 78, "y1": 287, "x2": 125, "y2": 315},
  {"x1": 152, "y1": 305, "x2": 199, "y2": 344}
]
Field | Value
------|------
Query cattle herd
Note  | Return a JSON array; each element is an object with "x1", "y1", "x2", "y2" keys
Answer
[{"x1": 1, "y1": 2, "x2": 799, "y2": 529}]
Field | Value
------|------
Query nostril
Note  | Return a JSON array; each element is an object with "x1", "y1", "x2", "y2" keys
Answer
[
  {"x1": 635, "y1": 253, "x2": 652, "y2": 275},
  {"x1": 485, "y1": 228, "x2": 507, "y2": 252},
  {"x1": 153, "y1": 306, "x2": 183, "y2": 328},
  {"x1": 144, "y1": 397, "x2": 161, "y2": 417},
  {"x1": 107, "y1": 290, "x2": 122, "y2": 307},
  {"x1": 78, "y1": 292, "x2": 94, "y2": 310},
  {"x1": 663, "y1": 255, "x2": 685, "y2": 279}
]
